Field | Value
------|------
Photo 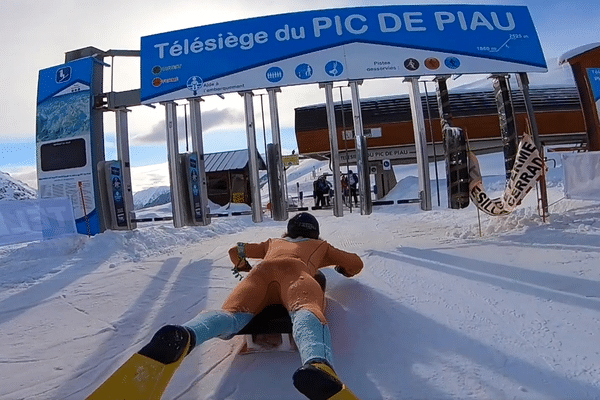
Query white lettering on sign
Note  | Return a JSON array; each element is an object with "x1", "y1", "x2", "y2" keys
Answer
[
  {"x1": 469, "y1": 134, "x2": 545, "y2": 216},
  {"x1": 378, "y1": 13, "x2": 402, "y2": 32},
  {"x1": 0, "y1": 198, "x2": 77, "y2": 246},
  {"x1": 377, "y1": 12, "x2": 426, "y2": 32},
  {"x1": 154, "y1": 31, "x2": 270, "y2": 59},
  {"x1": 404, "y1": 12, "x2": 426, "y2": 32},
  {"x1": 275, "y1": 25, "x2": 306, "y2": 41},
  {"x1": 434, "y1": 11, "x2": 515, "y2": 31},
  {"x1": 313, "y1": 14, "x2": 369, "y2": 37},
  {"x1": 340, "y1": 146, "x2": 413, "y2": 162},
  {"x1": 152, "y1": 10, "x2": 518, "y2": 60}
]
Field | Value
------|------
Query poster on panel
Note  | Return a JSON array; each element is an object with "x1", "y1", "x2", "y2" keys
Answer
[
  {"x1": 36, "y1": 57, "x2": 101, "y2": 235},
  {"x1": 587, "y1": 68, "x2": 600, "y2": 126}
]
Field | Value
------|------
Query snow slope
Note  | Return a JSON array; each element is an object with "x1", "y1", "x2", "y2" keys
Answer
[
  {"x1": 133, "y1": 185, "x2": 171, "y2": 210},
  {"x1": 0, "y1": 171, "x2": 37, "y2": 201},
  {"x1": 1, "y1": 153, "x2": 600, "y2": 400}
]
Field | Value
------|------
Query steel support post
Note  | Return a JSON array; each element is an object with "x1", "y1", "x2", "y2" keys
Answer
[
  {"x1": 115, "y1": 108, "x2": 137, "y2": 230},
  {"x1": 492, "y1": 75, "x2": 519, "y2": 179},
  {"x1": 321, "y1": 82, "x2": 343, "y2": 217},
  {"x1": 241, "y1": 91, "x2": 263, "y2": 223},
  {"x1": 267, "y1": 88, "x2": 288, "y2": 221},
  {"x1": 407, "y1": 77, "x2": 432, "y2": 211},
  {"x1": 349, "y1": 80, "x2": 372, "y2": 215},
  {"x1": 517, "y1": 72, "x2": 549, "y2": 219},
  {"x1": 163, "y1": 101, "x2": 185, "y2": 228},
  {"x1": 188, "y1": 98, "x2": 211, "y2": 225}
]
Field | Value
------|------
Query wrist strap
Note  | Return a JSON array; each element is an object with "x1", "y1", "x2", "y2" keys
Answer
[{"x1": 237, "y1": 242, "x2": 246, "y2": 260}]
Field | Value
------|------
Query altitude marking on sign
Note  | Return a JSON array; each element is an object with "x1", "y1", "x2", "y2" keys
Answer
[{"x1": 490, "y1": 34, "x2": 530, "y2": 53}]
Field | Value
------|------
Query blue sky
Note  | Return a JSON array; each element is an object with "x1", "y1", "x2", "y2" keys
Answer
[{"x1": 1, "y1": 0, "x2": 599, "y2": 189}]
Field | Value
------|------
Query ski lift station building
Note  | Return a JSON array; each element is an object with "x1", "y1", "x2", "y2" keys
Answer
[{"x1": 294, "y1": 85, "x2": 587, "y2": 165}]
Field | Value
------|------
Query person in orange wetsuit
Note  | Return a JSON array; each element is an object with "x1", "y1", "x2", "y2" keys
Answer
[{"x1": 180, "y1": 212, "x2": 364, "y2": 399}]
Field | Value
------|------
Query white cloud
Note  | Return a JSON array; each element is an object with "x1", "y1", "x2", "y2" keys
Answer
[{"x1": 131, "y1": 107, "x2": 246, "y2": 145}]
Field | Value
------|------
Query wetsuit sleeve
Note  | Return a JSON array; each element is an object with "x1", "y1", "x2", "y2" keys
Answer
[
  {"x1": 321, "y1": 244, "x2": 364, "y2": 277},
  {"x1": 228, "y1": 239, "x2": 270, "y2": 265}
]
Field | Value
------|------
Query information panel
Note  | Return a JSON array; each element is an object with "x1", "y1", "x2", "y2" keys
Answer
[
  {"x1": 141, "y1": 5, "x2": 546, "y2": 103},
  {"x1": 185, "y1": 153, "x2": 204, "y2": 222},
  {"x1": 36, "y1": 57, "x2": 102, "y2": 235},
  {"x1": 106, "y1": 161, "x2": 128, "y2": 227},
  {"x1": 588, "y1": 68, "x2": 600, "y2": 125}
]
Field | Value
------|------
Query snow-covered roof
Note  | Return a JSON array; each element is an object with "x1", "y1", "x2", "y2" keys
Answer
[
  {"x1": 559, "y1": 42, "x2": 600, "y2": 65},
  {"x1": 204, "y1": 149, "x2": 266, "y2": 173},
  {"x1": 451, "y1": 58, "x2": 575, "y2": 92}
]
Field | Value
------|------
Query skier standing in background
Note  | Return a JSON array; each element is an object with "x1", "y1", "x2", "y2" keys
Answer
[
  {"x1": 314, "y1": 175, "x2": 332, "y2": 207},
  {"x1": 348, "y1": 170, "x2": 359, "y2": 207}
]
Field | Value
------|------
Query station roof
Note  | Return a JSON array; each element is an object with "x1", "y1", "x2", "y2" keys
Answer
[
  {"x1": 204, "y1": 149, "x2": 266, "y2": 173},
  {"x1": 559, "y1": 43, "x2": 600, "y2": 65}
]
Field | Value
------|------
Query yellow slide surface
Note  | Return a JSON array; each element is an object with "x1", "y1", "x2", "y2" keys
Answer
[{"x1": 86, "y1": 325, "x2": 192, "y2": 400}]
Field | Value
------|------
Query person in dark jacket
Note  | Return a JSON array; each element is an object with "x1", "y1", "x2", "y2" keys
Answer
[
  {"x1": 348, "y1": 170, "x2": 359, "y2": 206},
  {"x1": 313, "y1": 175, "x2": 331, "y2": 207}
]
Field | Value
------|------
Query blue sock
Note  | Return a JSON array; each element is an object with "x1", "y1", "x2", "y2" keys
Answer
[
  {"x1": 290, "y1": 309, "x2": 334, "y2": 367},
  {"x1": 183, "y1": 310, "x2": 254, "y2": 345}
]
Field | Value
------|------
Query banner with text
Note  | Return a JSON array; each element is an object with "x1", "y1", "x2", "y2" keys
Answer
[
  {"x1": 0, "y1": 198, "x2": 77, "y2": 246},
  {"x1": 141, "y1": 5, "x2": 546, "y2": 103},
  {"x1": 469, "y1": 134, "x2": 545, "y2": 216}
]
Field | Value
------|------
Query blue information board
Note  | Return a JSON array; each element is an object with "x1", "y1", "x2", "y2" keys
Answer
[
  {"x1": 141, "y1": 5, "x2": 547, "y2": 103},
  {"x1": 36, "y1": 57, "x2": 102, "y2": 235},
  {"x1": 588, "y1": 68, "x2": 600, "y2": 124}
]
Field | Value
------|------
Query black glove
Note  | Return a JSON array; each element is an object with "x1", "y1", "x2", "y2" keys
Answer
[
  {"x1": 235, "y1": 259, "x2": 252, "y2": 272},
  {"x1": 232, "y1": 259, "x2": 251, "y2": 281},
  {"x1": 335, "y1": 266, "x2": 352, "y2": 277}
]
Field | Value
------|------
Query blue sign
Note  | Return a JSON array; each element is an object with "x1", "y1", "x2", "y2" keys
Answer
[
  {"x1": 587, "y1": 68, "x2": 600, "y2": 125},
  {"x1": 56, "y1": 66, "x2": 72, "y2": 84},
  {"x1": 588, "y1": 68, "x2": 600, "y2": 102},
  {"x1": 38, "y1": 58, "x2": 95, "y2": 104},
  {"x1": 295, "y1": 63, "x2": 314, "y2": 80},
  {"x1": 266, "y1": 67, "x2": 284, "y2": 82},
  {"x1": 140, "y1": 5, "x2": 547, "y2": 103},
  {"x1": 325, "y1": 60, "x2": 344, "y2": 77}
]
